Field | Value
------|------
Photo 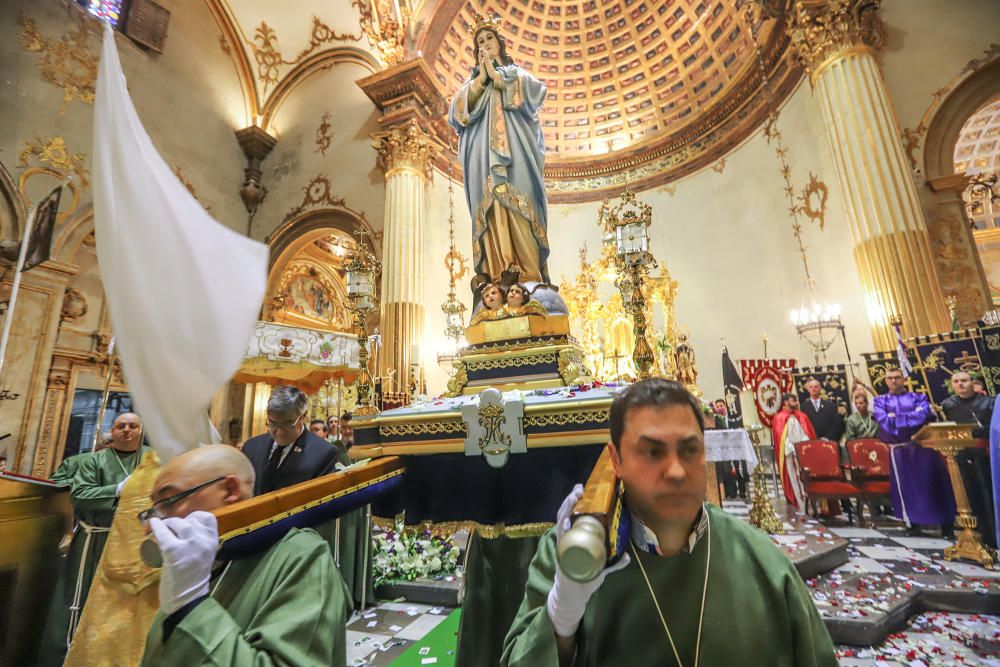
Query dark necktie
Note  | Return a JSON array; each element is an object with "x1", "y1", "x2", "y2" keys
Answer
[{"x1": 261, "y1": 444, "x2": 283, "y2": 493}]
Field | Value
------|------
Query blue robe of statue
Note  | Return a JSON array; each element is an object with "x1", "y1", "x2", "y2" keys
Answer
[
  {"x1": 448, "y1": 63, "x2": 550, "y2": 284},
  {"x1": 873, "y1": 391, "x2": 956, "y2": 525}
]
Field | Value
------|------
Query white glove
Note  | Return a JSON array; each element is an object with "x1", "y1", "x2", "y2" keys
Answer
[
  {"x1": 149, "y1": 511, "x2": 219, "y2": 615},
  {"x1": 115, "y1": 475, "x2": 131, "y2": 497},
  {"x1": 546, "y1": 484, "x2": 631, "y2": 637}
]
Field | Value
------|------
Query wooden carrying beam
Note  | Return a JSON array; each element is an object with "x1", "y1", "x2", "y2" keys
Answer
[
  {"x1": 216, "y1": 456, "x2": 403, "y2": 540},
  {"x1": 557, "y1": 447, "x2": 628, "y2": 582},
  {"x1": 142, "y1": 457, "x2": 404, "y2": 565}
]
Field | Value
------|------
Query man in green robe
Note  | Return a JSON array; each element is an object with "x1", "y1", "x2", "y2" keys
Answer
[
  {"x1": 502, "y1": 379, "x2": 837, "y2": 667},
  {"x1": 845, "y1": 390, "x2": 880, "y2": 442},
  {"x1": 40, "y1": 412, "x2": 148, "y2": 664},
  {"x1": 140, "y1": 444, "x2": 350, "y2": 666}
]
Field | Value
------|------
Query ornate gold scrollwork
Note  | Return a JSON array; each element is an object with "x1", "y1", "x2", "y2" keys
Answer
[
  {"x1": 378, "y1": 420, "x2": 465, "y2": 438},
  {"x1": 315, "y1": 112, "x2": 334, "y2": 156},
  {"x1": 522, "y1": 408, "x2": 609, "y2": 428},
  {"x1": 19, "y1": 134, "x2": 89, "y2": 186},
  {"x1": 444, "y1": 360, "x2": 468, "y2": 398},
  {"x1": 477, "y1": 402, "x2": 511, "y2": 456},
  {"x1": 18, "y1": 13, "x2": 98, "y2": 111},
  {"x1": 797, "y1": 173, "x2": 829, "y2": 230},
  {"x1": 250, "y1": 19, "x2": 361, "y2": 92},
  {"x1": 557, "y1": 348, "x2": 588, "y2": 386},
  {"x1": 465, "y1": 352, "x2": 558, "y2": 372}
]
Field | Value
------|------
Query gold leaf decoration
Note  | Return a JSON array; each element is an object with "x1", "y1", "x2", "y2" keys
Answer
[
  {"x1": 250, "y1": 18, "x2": 362, "y2": 92},
  {"x1": 19, "y1": 134, "x2": 89, "y2": 185},
  {"x1": 172, "y1": 166, "x2": 210, "y2": 210},
  {"x1": 797, "y1": 173, "x2": 829, "y2": 230},
  {"x1": 315, "y1": 112, "x2": 334, "y2": 155},
  {"x1": 18, "y1": 13, "x2": 98, "y2": 112},
  {"x1": 901, "y1": 122, "x2": 927, "y2": 171}
]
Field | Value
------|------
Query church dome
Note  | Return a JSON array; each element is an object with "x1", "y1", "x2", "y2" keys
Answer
[{"x1": 419, "y1": 0, "x2": 801, "y2": 202}]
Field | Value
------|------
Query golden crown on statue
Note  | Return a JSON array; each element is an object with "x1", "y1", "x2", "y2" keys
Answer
[{"x1": 467, "y1": 11, "x2": 503, "y2": 37}]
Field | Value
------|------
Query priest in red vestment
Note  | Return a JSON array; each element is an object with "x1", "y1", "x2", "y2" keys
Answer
[{"x1": 772, "y1": 393, "x2": 817, "y2": 509}]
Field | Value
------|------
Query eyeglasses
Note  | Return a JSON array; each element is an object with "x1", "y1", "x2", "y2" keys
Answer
[
  {"x1": 266, "y1": 415, "x2": 302, "y2": 430},
  {"x1": 138, "y1": 475, "x2": 225, "y2": 524}
]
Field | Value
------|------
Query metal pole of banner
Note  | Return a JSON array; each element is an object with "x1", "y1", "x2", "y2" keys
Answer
[
  {"x1": 335, "y1": 377, "x2": 343, "y2": 440},
  {"x1": 360, "y1": 504, "x2": 371, "y2": 612},
  {"x1": 0, "y1": 201, "x2": 39, "y2": 383},
  {"x1": 91, "y1": 339, "x2": 117, "y2": 452}
]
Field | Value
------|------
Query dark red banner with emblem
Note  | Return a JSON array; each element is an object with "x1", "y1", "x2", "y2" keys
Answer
[{"x1": 740, "y1": 359, "x2": 795, "y2": 427}]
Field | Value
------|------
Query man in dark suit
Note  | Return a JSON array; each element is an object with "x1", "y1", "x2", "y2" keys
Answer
[
  {"x1": 242, "y1": 386, "x2": 339, "y2": 494},
  {"x1": 800, "y1": 378, "x2": 845, "y2": 441}
]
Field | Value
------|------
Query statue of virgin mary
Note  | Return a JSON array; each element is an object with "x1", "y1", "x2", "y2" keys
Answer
[{"x1": 448, "y1": 12, "x2": 550, "y2": 286}]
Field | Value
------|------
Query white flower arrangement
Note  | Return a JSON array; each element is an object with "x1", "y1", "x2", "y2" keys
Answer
[{"x1": 372, "y1": 523, "x2": 461, "y2": 587}]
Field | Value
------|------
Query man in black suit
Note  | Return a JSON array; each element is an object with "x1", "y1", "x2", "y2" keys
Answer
[
  {"x1": 800, "y1": 378, "x2": 845, "y2": 441},
  {"x1": 242, "y1": 386, "x2": 339, "y2": 494}
]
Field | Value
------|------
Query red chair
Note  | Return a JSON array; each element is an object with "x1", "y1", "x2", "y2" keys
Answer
[
  {"x1": 794, "y1": 439, "x2": 865, "y2": 526},
  {"x1": 846, "y1": 439, "x2": 891, "y2": 526}
]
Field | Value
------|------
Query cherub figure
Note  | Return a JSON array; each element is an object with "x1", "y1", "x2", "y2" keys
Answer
[{"x1": 503, "y1": 282, "x2": 548, "y2": 318}]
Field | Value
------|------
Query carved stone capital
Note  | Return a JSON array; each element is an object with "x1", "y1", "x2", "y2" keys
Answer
[
  {"x1": 371, "y1": 122, "x2": 435, "y2": 179},
  {"x1": 784, "y1": 0, "x2": 885, "y2": 81}
]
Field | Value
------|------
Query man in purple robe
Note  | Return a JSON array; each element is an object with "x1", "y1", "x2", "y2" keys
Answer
[{"x1": 874, "y1": 368, "x2": 955, "y2": 533}]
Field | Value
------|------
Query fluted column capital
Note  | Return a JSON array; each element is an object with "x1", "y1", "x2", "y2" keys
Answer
[
  {"x1": 371, "y1": 121, "x2": 435, "y2": 180},
  {"x1": 783, "y1": 0, "x2": 886, "y2": 82}
]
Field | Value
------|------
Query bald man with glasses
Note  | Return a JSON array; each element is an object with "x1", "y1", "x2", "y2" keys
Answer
[
  {"x1": 241, "y1": 386, "x2": 340, "y2": 494},
  {"x1": 139, "y1": 445, "x2": 350, "y2": 666}
]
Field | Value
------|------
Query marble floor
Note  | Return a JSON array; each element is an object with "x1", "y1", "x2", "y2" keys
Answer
[{"x1": 349, "y1": 491, "x2": 1000, "y2": 665}]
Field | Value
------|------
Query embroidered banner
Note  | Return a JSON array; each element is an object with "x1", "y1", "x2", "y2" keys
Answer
[
  {"x1": 863, "y1": 350, "x2": 928, "y2": 398},
  {"x1": 911, "y1": 329, "x2": 984, "y2": 406},
  {"x1": 976, "y1": 324, "x2": 1000, "y2": 395},
  {"x1": 740, "y1": 358, "x2": 795, "y2": 428},
  {"x1": 792, "y1": 364, "x2": 850, "y2": 414}
]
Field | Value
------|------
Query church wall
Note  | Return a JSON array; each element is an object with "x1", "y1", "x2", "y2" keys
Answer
[
  {"x1": 0, "y1": 0, "x2": 250, "y2": 231},
  {"x1": 252, "y1": 60, "x2": 385, "y2": 243},
  {"x1": 0, "y1": 0, "x2": 255, "y2": 472},
  {"x1": 879, "y1": 0, "x2": 1000, "y2": 172}
]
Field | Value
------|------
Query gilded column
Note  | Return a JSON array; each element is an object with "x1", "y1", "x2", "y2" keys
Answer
[
  {"x1": 371, "y1": 122, "x2": 435, "y2": 392},
  {"x1": 787, "y1": 0, "x2": 949, "y2": 348}
]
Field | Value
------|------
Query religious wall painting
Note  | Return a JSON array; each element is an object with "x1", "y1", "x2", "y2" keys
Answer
[{"x1": 271, "y1": 259, "x2": 351, "y2": 332}]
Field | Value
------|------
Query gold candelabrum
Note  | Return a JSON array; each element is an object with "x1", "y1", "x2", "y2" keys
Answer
[
  {"x1": 746, "y1": 423, "x2": 784, "y2": 534},
  {"x1": 600, "y1": 189, "x2": 657, "y2": 379},
  {"x1": 345, "y1": 232, "x2": 381, "y2": 417}
]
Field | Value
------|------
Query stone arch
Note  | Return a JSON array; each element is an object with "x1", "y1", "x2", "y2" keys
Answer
[
  {"x1": 919, "y1": 57, "x2": 1000, "y2": 320},
  {"x1": 924, "y1": 59, "x2": 1000, "y2": 181},
  {"x1": 265, "y1": 207, "x2": 381, "y2": 327},
  {"x1": 266, "y1": 206, "x2": 380, "y2": 272}
]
